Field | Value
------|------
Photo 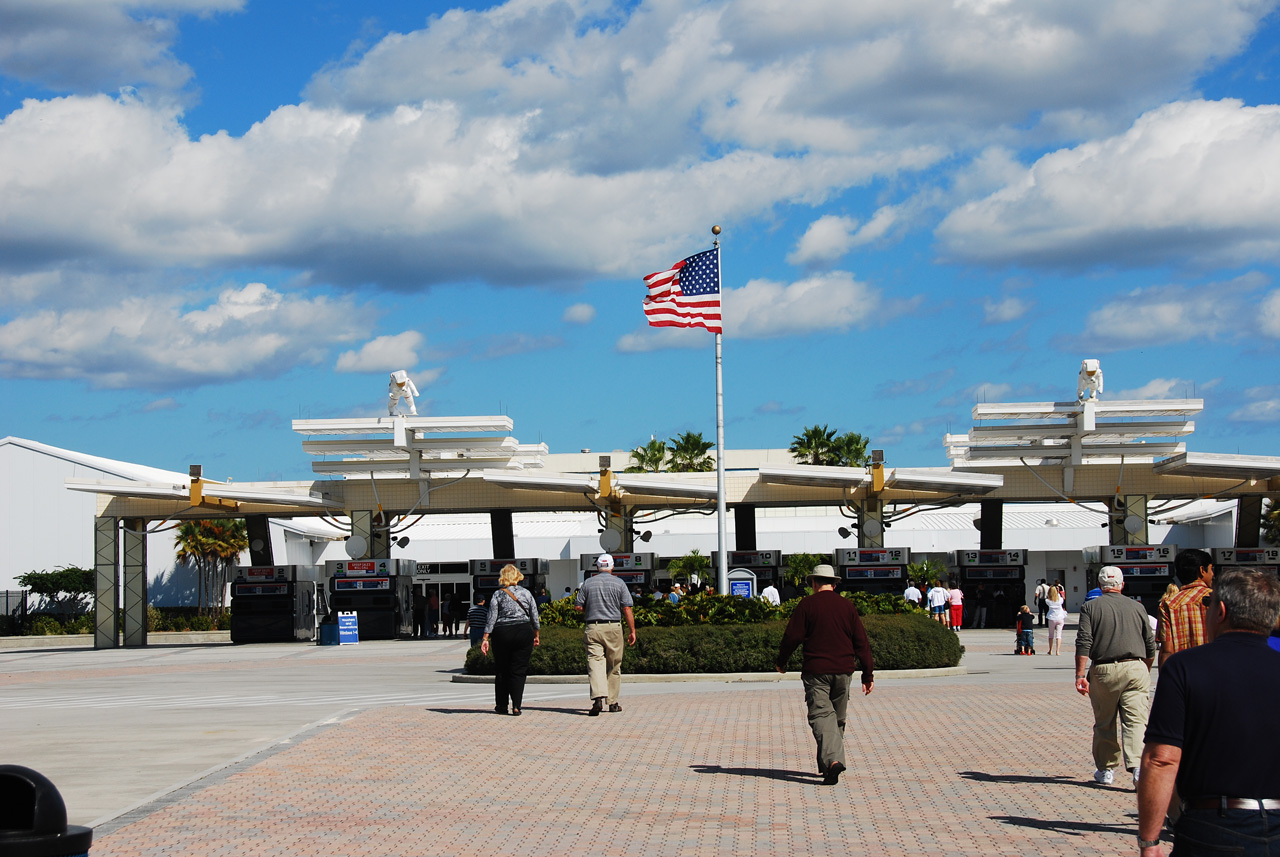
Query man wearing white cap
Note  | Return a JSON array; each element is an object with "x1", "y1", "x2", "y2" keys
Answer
[
  {"x1": 575, "y1": 554, "x2": 637, "y2": 716},
  {"x1": 1075, "y1": 565, "x2": 1157, "y2": 787}
]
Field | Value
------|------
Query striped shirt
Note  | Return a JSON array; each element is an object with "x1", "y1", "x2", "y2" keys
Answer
[{"x1": 466, "y1": 604, "x2": 488, "y2": 630}]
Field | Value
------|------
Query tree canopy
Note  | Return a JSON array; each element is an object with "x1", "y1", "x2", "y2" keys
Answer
[
  {"x1": 625, "y1": 438, "x2": 669, "y2": 473},
  {"x1": 17, "y1": 567, "x2": 94, "y2": 617},
  {"x1": 789, "y1": 424, "x2": 870, "y2": 467},
  {"x1": 667, "y1": 431, "x2": 715, "y2": 472},
  {"x1": 175, "y1": 519, "x2": 248, "y2": 613}
]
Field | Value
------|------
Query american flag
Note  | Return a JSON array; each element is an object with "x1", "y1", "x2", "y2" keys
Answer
[{"x1": 642, "y1": 249, "x2": 721, "y2": 334}]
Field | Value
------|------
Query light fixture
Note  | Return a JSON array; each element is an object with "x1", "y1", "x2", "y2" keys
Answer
[
  {"x1": 396, "y1": 536, "x2": 410, "y2": 548},
  {"x1": 837, "y1": 526, "x2": 852, "y2": 540},
  {"x1": 1044, "y1": 519, "x2": 1059, "y2": 528}
]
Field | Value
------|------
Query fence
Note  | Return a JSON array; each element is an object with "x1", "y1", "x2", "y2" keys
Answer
[{"x1": 0, "y1": 590, "x2": 29, "y2": 635}]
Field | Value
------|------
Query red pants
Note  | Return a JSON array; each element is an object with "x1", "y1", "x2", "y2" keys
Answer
[{"x1": 950, "y1": 603, "x2": 963, "y2": 628}]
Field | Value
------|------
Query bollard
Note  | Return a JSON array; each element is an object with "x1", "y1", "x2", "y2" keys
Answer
[{"x1": 0, "y1": 765, "x2": 93, "y2": 856}]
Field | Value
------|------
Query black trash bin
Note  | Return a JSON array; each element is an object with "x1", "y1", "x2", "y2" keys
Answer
[{"x1": 0, "y1": 765, "x2": 93, "y2": 856}]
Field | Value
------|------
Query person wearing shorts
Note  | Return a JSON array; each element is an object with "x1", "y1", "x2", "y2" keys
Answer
[
  {"x1": 926, "y1": 582, "x2": 950, "y2": 626},
  {"x1": 1045, "y1": 586, "x2": 1067, "y2": 654}
]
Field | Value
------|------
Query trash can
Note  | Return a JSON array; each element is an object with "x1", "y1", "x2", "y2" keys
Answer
[{"x1": 0, "y1": 765, "x2": 93, "y2": 856}]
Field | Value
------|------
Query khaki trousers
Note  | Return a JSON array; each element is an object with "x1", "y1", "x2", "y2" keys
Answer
[
  {"x1": 584, "y1": 623, "x2": 624, "y2": 703},
  {"x1": 802, "y1": 673, "x2": 851, "y2": 772},
  {"x1": 1088, "y1": 659, "x2": 1151, "y2": 772}
]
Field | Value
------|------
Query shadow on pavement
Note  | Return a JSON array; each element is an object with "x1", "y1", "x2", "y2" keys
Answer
[
  {"x1": 990, "y1": 815, "x2": 1136, "y2": 837},
  {"x1": 690, "y1": 765, "x2": 819, "y2": 784},
  {"x1": 960, "y1": 771, "x2": 1096, "y2": 789}
]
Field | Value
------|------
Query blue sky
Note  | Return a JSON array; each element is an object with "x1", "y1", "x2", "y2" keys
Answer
[{"x1": 1, "y1": 0, "x2": 1279, "y2": 483}]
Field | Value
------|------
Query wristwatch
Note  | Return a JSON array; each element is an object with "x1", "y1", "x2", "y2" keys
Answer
[{"x1": 1138, "y1": 838, "x2": 1160, "y2": 849}]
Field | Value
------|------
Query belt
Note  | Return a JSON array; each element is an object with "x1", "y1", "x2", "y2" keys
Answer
[
  {"x1": 1183, "y1": 797, "x2": 1280, "y2": 812},
  {"x1": 585, "y1": 620, "x2": 619, "y2": 625},
  {"x1": 1092, "y1": 656, "x2": 1140, "y2": 666}
]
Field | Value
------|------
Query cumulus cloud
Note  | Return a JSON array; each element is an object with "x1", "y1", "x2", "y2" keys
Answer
[
  {"x1": 788, "y1": 215, "x2": 859, "y2": 266},
  {"x1": 0, "y1": 0, "x2": 241, "y2": 96},
  {"x1": 1064, "y1": 273, "x2": 1276, "y2": 351},
  {"x1": 563, "y1": 303, "x2": 596, "y2": 324},
  {"x1": 0, "y1": 282, "x2": 374, "y2": 389},
  {"x1": 335, "y1": 331, "x2": 425, "y2": 373},
  {"x1": 938, "y1": 100, "x2": 1280, "y2": 268}
]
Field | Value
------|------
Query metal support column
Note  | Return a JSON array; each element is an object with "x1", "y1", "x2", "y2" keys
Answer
[
  {"x1": 93, "y1": 516, "x2": 119, "y2": 649},
  {"x1": 979, "y1": 500, "x2": 1004, "y2": 550},
  {"x1": 857, "y1": 500, "x2": 885, "y2": 549},
  {"x1": 1110, "y1": 495, "x2": 1149, "y2": 545},
  {"x1": 1236, "y1": 497, "x2": 1263, "y2": 548},
  {"x1": 122, "y1": 519, "x2": 148, "y2": 648},
  {"x1": 350, "y1": 511, "x2": 373, "y2": 559},
  {"x1": 734, "y1": 504, "x2": 757, "y2": 551},
  {"x1": 246, "y1": 515, "x2": 274, "y2": 565},
  {"x1": 490, "y1": 509, "x2": 515, "y2": 559}
]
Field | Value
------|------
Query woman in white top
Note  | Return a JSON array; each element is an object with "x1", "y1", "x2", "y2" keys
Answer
[{"x1": 1044, "y1": 586, "x2": 1068, "y2": 655}]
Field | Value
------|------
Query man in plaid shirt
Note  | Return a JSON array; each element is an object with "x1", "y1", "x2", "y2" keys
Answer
[{"x1": 1157, "y1": 548, "x2": 1214, "y2": 668}]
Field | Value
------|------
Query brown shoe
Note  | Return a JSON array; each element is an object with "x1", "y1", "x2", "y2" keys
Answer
[
  {"x1": 588, "y1": 698, "x2": 604, "y2": 717},
  {"x1": 608, "y1": 703, "x2": 622, "y2": 713},
  {"x1": 822, "y1": 761, "x2": 845, "y2": 786}
]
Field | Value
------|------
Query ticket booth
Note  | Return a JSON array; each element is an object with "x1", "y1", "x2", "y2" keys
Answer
[
  {"x1": 834, "y1": 547, "x2": 910, "y2": 595},
  {"x1": 230, "y1": 565, "x2": 318, "y2": 643},
  {"x1": 1097, "y1": 544, "x2": 1177, "y2": 615},
  {"x1": 1212, "y1": 547, "x2": 1280, "y2": 576},
  {"x1": 954, "y1": 549, "x2": 1026, "y2": 629},
  {"x1": 323, "y1": 559, "x2": 414, "y2": 639},
  {"x1": 711, "y1": 550, "x2": 782, "y2": 588},
  {"x1": 415, "y1": 562, "x2": 472, "y2": 639},
  {"x1": 580, "y1": 553, "x2": 655, "y2": 591},
  {"x1": 470, "y1": 558, "x2": 549, "y2": 600}
]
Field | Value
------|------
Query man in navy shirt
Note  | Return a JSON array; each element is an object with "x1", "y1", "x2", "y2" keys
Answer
[{"x1": 1137, "y1": 567, "x2": 1280, "y2": 856}]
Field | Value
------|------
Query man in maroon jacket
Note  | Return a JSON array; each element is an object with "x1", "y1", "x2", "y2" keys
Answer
[{"x1": 776, "y1": 564, "x2": 875, "y2": 785}]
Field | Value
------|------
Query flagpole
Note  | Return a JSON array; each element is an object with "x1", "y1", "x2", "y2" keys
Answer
[{"x1": 713, "y1": 225, "x2": 728, "y2": 595}]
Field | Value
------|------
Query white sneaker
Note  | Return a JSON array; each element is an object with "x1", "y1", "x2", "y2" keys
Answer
[
  {"x1": 1132, "y1": 767, "x2": 1140, "y2": 785},
  {"x1": 1093, "y1": 769, "x2": 1114, "y2": 785}
]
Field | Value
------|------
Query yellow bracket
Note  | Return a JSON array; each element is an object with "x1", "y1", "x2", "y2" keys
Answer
[
  {"x1": 871, "y1": 462, "x2": 885, "y2": 493},
  {"x1": 190, "y1": 478, "x2": 238, "y2": 510}
]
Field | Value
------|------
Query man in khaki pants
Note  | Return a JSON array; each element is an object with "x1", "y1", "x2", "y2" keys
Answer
[
  {"x1": 574, "y1": 554, "x2": 637, "y2": 716},
  {"x1": 1075, "y1": 566, "x2": 1158, "y2": 787}
]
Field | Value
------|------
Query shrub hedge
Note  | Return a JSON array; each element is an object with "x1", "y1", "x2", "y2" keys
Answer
[{"x1": 464, "y1": 613, "x2": 962, "y2": 675}]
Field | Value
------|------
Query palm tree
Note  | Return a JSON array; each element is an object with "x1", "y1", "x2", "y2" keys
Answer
[
  {"x1": 789, "y1": 424, "x2": 839, "y2": 465},
  {"x1": 666, "y1": 549, "x2": 710, "y2": 586},
  {"x1": 625, "y1": 438, "x2": 669, "y2": 473},
  {"x1": 667, "y1": 431, "x2": 715, "y2": 472},
  {"x1": 175, "y1": 519, "x2": 249, "y2": 614},
  {"x1": 833, "y1": 431, "x2": 870, "y2": 467}
]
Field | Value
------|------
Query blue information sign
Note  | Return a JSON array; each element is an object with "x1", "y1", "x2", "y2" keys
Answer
[
  {"x1": 730, "y1": 579, "x2": 753, "y2": 598},
  {"x1": 338, "y1": 611, "x2": 359, "y2": 645}
]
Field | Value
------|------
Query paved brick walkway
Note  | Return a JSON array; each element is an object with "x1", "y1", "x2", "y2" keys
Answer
[{"x1": 93, "y1": 672, "x2": 1144, "y2": 856}]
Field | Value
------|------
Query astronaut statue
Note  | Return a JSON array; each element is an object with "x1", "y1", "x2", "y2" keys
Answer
[
  {"x1": 1077, "y1": 359, "x2": 1103, "y2": 402},
  {"x1": 387, "y1": 370, "x2": 419, "y2": 416}
]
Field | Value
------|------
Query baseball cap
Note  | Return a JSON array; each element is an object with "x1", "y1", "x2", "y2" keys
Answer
[
  {"x1": 1097, "y1": 566, "x2": 1124, "y2": 589},
  {"x1": 595, "y1": 554, "x2": 614, "y2": 570}
]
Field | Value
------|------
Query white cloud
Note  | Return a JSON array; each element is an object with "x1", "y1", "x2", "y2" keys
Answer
[
  {"x1": 1231, "y1": 396, "x2": 1280, "y2": 422},
  {"x1": 938, "y1": 100, "x2": 1280, "y2": 268},
  {"x1": 563, "y1": 303, "x2": 595, "y2": 324},
  {"x1": 0, "y1": 0, "x2": 242, "y2": 97},
  {"x1": 788, "y1": 215, "x2": 859, "y2": 266},
  {"x1": 1261, "y1": 290, "x2": 1280, "y2": 337},
  {"x1": 727, "y1": 271, "x2": 896, "y2": 338},
  {"x1": 1065, "y1": 274, "x2": 1274, "y2": 351},
  {"x1": 1111, "y1": 378, "x2": 1196, "y2": 399},
  {"x1": 335, "y1": 331, "x2": 425, "y2": 374},
  {"x1": 616, "y1": 326, "x2": 709, "y2": 354},
  {"x1": 937, "y1": 382, "x2": 1015, "y2": 408},
  {"x1": 981, "y1": 295, "x2": 1031, "y2": 324},
  {"x1": 0, "y1": 282, "x2": 375, "y2": 389}
]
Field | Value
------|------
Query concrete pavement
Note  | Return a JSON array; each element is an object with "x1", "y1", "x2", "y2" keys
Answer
[{"x1": 1, "y1": 622, "x2": 1157, "y2": 855}]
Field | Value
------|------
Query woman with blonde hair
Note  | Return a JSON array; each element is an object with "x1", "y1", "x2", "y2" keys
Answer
[
  {"x1": 1044, "y1": 584, "x2": 1068, "y2": 655},
  {"x1": 480, "y1": 564, "x2": 540, "y2": 715}
]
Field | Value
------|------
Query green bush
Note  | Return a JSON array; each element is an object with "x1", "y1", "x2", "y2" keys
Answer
[
  {"x1": 539, "y1": 590, "x2": 926, "y2": 630},
  {"x1": 465, "y1": 613, "x2": 961, "y2": 675},
  {"x1": 29, "y1": 615, "x2": 64, "y2": 636}
]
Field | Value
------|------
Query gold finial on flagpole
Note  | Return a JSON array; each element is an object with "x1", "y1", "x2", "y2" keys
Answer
[{"x1": 711, "y1": 224, "x2": 721, "y2": 235}]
